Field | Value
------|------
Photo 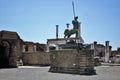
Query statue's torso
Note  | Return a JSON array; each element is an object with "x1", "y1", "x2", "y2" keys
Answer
[{"x1": 72, "y1": 20, "x2": 79, "y2": 29}]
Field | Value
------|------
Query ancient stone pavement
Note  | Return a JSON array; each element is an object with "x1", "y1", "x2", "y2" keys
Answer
[{"x1": 0, "y1": 66, "x2": 120, "y2": 80}]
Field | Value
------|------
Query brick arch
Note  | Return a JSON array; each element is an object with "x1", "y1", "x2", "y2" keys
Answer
[{"x1": 0, "y1": 40, "x2": 11, "y2": 68}]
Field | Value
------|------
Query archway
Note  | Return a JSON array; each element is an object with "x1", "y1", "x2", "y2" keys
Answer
[{"x1": 0, "y1": 41, "x2": 10, "y2": 68}]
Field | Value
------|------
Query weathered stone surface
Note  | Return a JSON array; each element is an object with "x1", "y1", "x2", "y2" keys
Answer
[
  {"x1": 0, "y1": 30, "x2": 23, "y2": 68},
  {"x1": 23, "y1": 52, "x2": 50, "y2": 66},
  {"x1": 49, "y1": 50, "x2": 96, "y2": 74},
  {"x1": 0, "y1": 66, "x2": 120, "y2": 80}
]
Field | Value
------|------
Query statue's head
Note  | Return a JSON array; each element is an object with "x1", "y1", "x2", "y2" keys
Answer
[{"x1": 74, "y1": 16, "x2": 78, "y2": 20}]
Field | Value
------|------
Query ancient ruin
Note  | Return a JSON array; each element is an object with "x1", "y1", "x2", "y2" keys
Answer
[
  {"x1": 0, "y1": 30, "x2": 23, "y2": 68},
  {"x1": 0, "y1": 1, "x2": 120, "y2": 70},
  {"x1": 22, "y1": 41, "x2": 50, "y2": 66},
  {"x1": 48, "y1": 16, "x2": 96, "y2": 75},
  {"x1": 0, "y1": 30, "x2": 50, "y2": 68}
]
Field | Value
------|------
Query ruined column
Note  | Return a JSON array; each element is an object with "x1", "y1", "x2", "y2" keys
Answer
[
  {"x1": 22, "y1": 45, "x2": 25, "y2": 52},
  {"x1": 109, "y1": 46, "x2": 112, "y2": 58},
  {"x1": 92, "y1": 41, "x2": 97, "y2": 57},
  {"x1": 9, "y1": 45, "x2": 17, "y2": 67},
  {"x1": 33, "y1": 45, "x2": 36, "y2": 52},
  {"x1": 105, "y1": 41, "x2": 110, "y2": 63},
  {"x1": 78, "y1": 22, "x2": 81, "y2": 38},
  {"x1": 56, "y1": 25, "x2": 59, "y2": 39},
  {"x1": 46, "y1": 41, "x2": 49, "y2": 52},
  {"x1": 56, "y1": 25, "x2": 59, "y2": 50}
]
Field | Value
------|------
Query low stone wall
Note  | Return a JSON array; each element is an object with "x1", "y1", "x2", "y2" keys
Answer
[
  {"x1": 49, "y1": 50, "x2": 96, "y2": 75},
  {"x1": 22, "y1": 52, "x2": 50, "y2": 66}
]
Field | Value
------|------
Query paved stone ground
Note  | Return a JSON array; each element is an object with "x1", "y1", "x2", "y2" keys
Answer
[{"x1": 0, "y1": 66, "x2": 120, "y2": 80}]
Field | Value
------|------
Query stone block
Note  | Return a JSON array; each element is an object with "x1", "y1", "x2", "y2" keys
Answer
[{"x1": 49, "y1": 50, "x2": 96, "y2": 75}]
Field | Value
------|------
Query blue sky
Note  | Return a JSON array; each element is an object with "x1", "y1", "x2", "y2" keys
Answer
[{"x1": 0, "y1": 0, "x2": 120, "y2": 50}]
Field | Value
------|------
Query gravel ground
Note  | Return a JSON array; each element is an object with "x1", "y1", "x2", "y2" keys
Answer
[{"x1": 0, "y1": 66, "x2": 120, "y2": 80}]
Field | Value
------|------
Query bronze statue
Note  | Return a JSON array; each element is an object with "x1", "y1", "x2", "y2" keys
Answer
[
  {"x1": 64, "y1": 16, "x2": 79, "y2": 39},
  {"x1": 72, "y1": 16, "x2": 79, "y2": 29}
]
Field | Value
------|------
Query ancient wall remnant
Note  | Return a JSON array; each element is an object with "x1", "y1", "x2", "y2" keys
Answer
[
  {"x1": 0, "y1": 30, "x2": 23, "y2": 68},
  {"x1": 23, "y1": 41, "x2": 46, "y2": 53},
  {"x1": 22, "y1": 52, "x2": 50, "y2": 66}
]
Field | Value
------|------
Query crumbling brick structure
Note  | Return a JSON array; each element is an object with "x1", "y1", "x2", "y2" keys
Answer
[{"x1": 0, "y1": 30, "x2": 23, "y2": 68}]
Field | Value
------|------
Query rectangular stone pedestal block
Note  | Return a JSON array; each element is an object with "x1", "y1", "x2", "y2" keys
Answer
[{"x1": 49, "y1": 50, "x2": 96, "y2": 75}]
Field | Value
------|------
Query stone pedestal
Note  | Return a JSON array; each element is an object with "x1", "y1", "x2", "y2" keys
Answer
[{"x1": 49, "y1": 50, "x2": 96, "y2": 75}]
